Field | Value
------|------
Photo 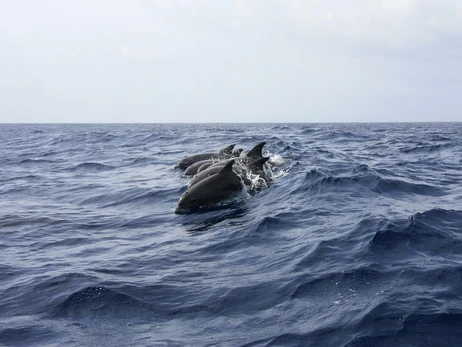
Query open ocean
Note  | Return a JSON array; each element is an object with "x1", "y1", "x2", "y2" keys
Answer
[{"x1": 1, "y1": 122, "x2": 462, "y2": 347}]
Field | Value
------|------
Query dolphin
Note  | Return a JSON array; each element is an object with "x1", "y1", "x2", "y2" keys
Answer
[
  {"x1": 203, "y1": 159, "x2": 231, "y2": 171},
  {"x1": 247, "y1": 157, "x2": 270, "y2": 177},
  {"x1": 239, "y1": 157, "x2": 271, "y2": 186},
  {"x1": 204, "y1": 142, "x2": 266, "y2": 171},
  {"x1": 176, "y1": 144, "x2": 235, "y2": 170},
  {"x1": 242, "y1": 142, "x2": 266, "y2": 163},
  {"x1": 189, "y1": 148, "x2": 243, "y2": 176},
  {"x1": 184, "y1": 148, "x2": 244, "y2": 176},
  {"x1": 183, "y1": 159, "x2": 215, "y2": 176},
  {"x1": 196, "y1": 161, "x2": 215, "y2": 173},
  {"x1": 189, "y1": 156, "x2": 270, "y2": 188},
  {"x1": 188, "y1": 164, "x2": 225, "y2": 188},
  {"x1": 175, "y1": 159, "x2": 243, "y2": 213}
]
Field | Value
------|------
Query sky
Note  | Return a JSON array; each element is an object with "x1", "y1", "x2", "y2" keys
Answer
[{"x1": 1, "y1": 0, "x2": 461, "y2": 123}]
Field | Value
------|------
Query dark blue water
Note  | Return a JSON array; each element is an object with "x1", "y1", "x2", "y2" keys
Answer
[{"x1": 1, "y1": 123, "x2": 462, "y2": 346}]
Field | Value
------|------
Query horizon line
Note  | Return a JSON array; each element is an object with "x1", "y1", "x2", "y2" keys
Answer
[{"x1": 1, "y1": 121, "x2": 461, "y2": 125}]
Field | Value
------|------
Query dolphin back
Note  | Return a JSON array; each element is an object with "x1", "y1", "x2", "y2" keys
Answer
[
  {"x1": 176, "y1": 159, "x2": 242, "y2": 212},
  {"x1": 177, "y1": 144, "x2": 236, "y2": 170}
]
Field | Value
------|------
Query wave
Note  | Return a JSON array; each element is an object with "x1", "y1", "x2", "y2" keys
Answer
[
  {"x1": 270, "y1": 125, "x2": 291, "y2": 130},
  {"x1": 0, "y1": 325, "x2": 54, "y2": 347},
  {"x1": 1, "y1": 174, "x2": 41, "y2": 183},
  {"x1": 0, "y1": 264, "x2": 20, "y2": 281},
  {"x1": 299, "y1": 126, "x2": 320, "y2": 134},
  {"x1": 400, "y1": 142, "x2": 454, "y2": 154},
  {"x1": 299, "y1": 168, "x2": 447, "y2": 197},
  {"x1": 294, "y1": 208, "x2": 462, "y2": 270},
  {"x1": 369, "y1": 208, "x2": 462, "y2": 260},
  {"x1": 180, "y1": 206, "x2": 249, "y2": 232},
  {"x1": 311, "y1": 129, "x2": 371, "y2": 142},
  {"x1": 67, "y1": 162, "x2": 115, "y2": 172},
  {"x1": 89, "y1": 133, "x2": 118, "y2": 143},
  {"x1": 170, "y1": 281, "x2": 283, "y2": 317},
  {"x1": 0, "y1": 214, "x2": 63, "y2": 228},
  {"x1": 142, "y1": 133, "x2": 177, "y2": 143},
  {"x1": 19, "y1": 158, "x2": 54, "y2": 165},
  {"x1": 347, "y1": 311, "x2": 462, "y2": 346},
  {"x1": 51, "y1": 286, "x2": 152, "y2": 319},
  {"x1": 289, "y1": 265, "x2": 386, "y2": 300},
  {"x1": 78, "y1": 187, "x2": 179, "y2": 208},
  {"x1": 126, "y1": 157, "x2": 156, "y2": 166},
  {"x1": 31, "y1": 237, "x2": 89, "y2": 250},
  {"x1": 251, "y1": 215, "x2": 298, "y2": 235}
]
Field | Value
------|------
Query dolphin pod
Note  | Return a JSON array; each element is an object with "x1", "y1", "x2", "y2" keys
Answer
[
  {"x1": 175, "y1": 144, "x2": 236, "y2": 170},
  {"x1": 175, "y1": 142, "x2": 270, "y2": 213}
]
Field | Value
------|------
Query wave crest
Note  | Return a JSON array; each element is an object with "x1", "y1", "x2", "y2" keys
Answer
[{"x1": 52, "y1": 286, "x2": 151, "y2": 318}]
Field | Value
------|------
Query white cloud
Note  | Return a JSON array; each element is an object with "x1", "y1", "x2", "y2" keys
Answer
[
  {"x1": 275, "y1": 0, "x2": 462, "y2": 48},
  {"x1": 1, "y1": 0, "x2": 461, "y2": 122},
  {"x1": 119, "y1": 44, "x2": 169, "y2": 61}
]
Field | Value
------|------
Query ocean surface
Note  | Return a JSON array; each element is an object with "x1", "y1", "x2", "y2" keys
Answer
[{"x1": 1, "y1": 123, "x2": 462, "y2": 347}]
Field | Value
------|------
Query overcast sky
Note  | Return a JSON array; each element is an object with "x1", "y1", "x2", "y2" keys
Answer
[{"x1": 1, "y1": 0, "x2": 461, "y2": 123}]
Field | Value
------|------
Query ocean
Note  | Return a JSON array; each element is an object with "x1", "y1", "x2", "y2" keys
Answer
[{"x1": 1, "y1": 123, "x2": 462, "y2": 346}]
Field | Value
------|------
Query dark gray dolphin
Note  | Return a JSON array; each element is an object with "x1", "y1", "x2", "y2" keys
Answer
[
  {"x1": 204, "y1": 159, "x2": 230, "y2": 171},
  {"x1": 243, "y1": 142, "x2": 266, "y2": 162},
  {"x1": 197, "y1": 161, "x2": 215, "y2": 173},
  {"x1": 188, "y1": 164, "x2": 225, "y2": 188},
  {"x1": 239, "y1": 157, "x2": 271, "y2": 186},
  {"x1": 204, "y1": 142, "x2": 266, "y2": 171},
  {"x1": 176, "y1": 144, "x2": 235, "y2": 170},
  {"x1": 175, "y1": 160, "x2": 242, "y2": 213},
  {"x1": 183, "y1": 159, "x2": 215, "y2": 176},
  {"x1": 189, "y1": 156, "x2": 270, "y2": 188},
  {"x1": 184, "y1": 148, "x2": 244, "y2": 176},
  {"x1": 194, "y1": 149, "x2": 243, "y2": 174}
]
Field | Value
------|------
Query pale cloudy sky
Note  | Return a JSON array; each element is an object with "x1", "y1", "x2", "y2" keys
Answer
[{"x1": 1, "y1": 0, "x2": 461, "y2": 123}]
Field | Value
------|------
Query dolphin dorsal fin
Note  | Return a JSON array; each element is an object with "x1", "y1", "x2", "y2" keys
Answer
[
  {"x1": 220, "y1": 159, "x2": 235, "y2": 173},
  {"x1": 219, "y1": 144, "x2": 236, "y2": 155},
  {"x1": 248, "y1": 157, "x2": 270, "y2": 170},
  {"x1": 246, "y1": 142, "x2": 266, "y2": 160}
]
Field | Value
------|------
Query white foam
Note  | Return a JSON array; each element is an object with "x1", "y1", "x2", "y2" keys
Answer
[
  {"x1": 269, "y1": 154, "x2": 286, "y2": 166},
  {"x1": 272, "y1": 167, "x2": 291, "y2": 180},
  {"x1": 245, "y1": 172, "x2": 268, "y2": 192}
]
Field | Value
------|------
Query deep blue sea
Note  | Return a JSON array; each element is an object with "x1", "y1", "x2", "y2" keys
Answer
[{"x1": 1, "y1": 123, "x2": 462, "y2": 346}]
